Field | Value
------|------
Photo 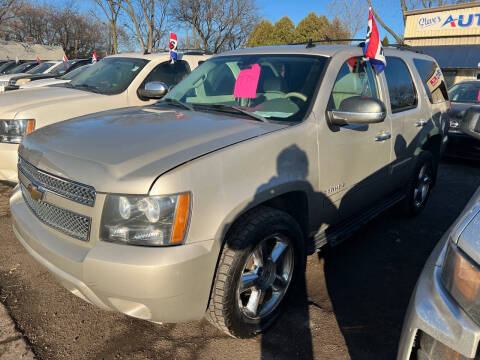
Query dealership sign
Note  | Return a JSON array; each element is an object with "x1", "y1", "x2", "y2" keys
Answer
[{"x1": 417, "y1": 10, "x2": 480, "y2": 31}]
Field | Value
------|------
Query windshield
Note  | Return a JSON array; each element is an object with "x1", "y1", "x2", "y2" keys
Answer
[
  {"x1": 163, "y1": 54, "x2": 327, "y2": 122},
  {"x1": 6, "y1": 63, "x2": 34, "y2": 74},
  {"x1": 449, "y1": 82, "x2": 480, "y2": 103},
  {"x1": 0, "y1": 62, "x2": 13, "y2": 73},
  {"x1": 69, "y1": 57, "x2": 148, "y2": 95},
  {"x1": 51, "y1": 60, "x2": 79, "y2": 76},
  {"x1": 59, "y1": 64, "x2": 90, "y2": 80},
  {"x1": 26, "y1": 62, "x2": 56, "y2": 74}
]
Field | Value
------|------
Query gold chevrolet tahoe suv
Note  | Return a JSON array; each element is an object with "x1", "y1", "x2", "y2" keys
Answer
[{"x1": 10, "y1": 44, "x2": 450, "y2": 338}]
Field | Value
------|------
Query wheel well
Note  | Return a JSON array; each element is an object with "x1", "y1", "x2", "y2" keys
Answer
[
  {"x1": 422, "y1": 134, "x2": 442, "y2": 160},
  {"x1": 422, "y1": 134, "x2": 442, "y2": 186},
  {"x1": 261, "y1": 191, "x2": 310, "y2": 238}
]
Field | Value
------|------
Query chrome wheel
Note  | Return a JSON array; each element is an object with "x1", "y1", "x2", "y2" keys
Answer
[
  {"x1": 237, "y1": 234, "x2": 294, "y2": 320},
  {"x1": 413, "y1": 164, "x2": 432, "y2": 208}
]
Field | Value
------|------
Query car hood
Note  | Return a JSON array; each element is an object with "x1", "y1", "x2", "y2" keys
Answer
[
  {"x1": 455, "y1": 186, "x2": 480, "y2": 264},
  {"x1": 19, "y1": 106, "x2": 287, "y2": 194},
  {"x1": 0, "y1": 85, "x2": 96, "y2": 117}
]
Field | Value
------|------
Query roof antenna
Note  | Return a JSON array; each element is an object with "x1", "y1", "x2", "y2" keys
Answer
[{"x1": 306, "y1": 39, "x2": 314, "y2": 48}]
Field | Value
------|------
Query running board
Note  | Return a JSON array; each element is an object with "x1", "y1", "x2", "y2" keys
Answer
[{"x1": 310, "y1": 191, "x2": 406, "y2": 252}]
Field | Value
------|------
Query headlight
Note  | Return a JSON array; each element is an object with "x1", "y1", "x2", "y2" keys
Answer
[
  {"x1": 0, "y1": 80, "x2": 8, "y2": 87},
  {"x1": 441, "y1": 241, "x2": 480, "y2": 311},
  {"x1": 100, "y1": 193, "x2": 191, "y2": 246},
  {"x1": 14, "y1": 78, "x2": 31, "y2": 86},
  {"x1": 0, "y1": 119, "x2": 35, "y2": 143}
]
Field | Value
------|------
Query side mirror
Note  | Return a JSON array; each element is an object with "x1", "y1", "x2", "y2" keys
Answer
[
  {"x1": 328, "y1": 96, "x2": 386, "y2": 126},
  {"x1": 459, "y1": 107, "x2": 480, "y2": 140},
  {"x1": 138, "y1": 81, "x2": 168, "y2": 100}
]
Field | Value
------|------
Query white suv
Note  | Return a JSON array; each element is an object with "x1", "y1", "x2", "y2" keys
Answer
[{"x1": 0, "y1": 52, "x2": 210, "y2": 182}]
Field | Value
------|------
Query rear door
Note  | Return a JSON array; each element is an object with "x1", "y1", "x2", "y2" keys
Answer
[{"x1": 383, "y1": 56, "x2": 428, "y2": 188}]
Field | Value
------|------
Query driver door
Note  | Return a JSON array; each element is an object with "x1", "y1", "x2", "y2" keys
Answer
[{"x1": 319, "y1": 57, "x2": 392, "y2": 223}]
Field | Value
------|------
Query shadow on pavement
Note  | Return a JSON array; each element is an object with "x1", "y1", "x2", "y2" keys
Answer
[{"x1": 322, "y1": 161, "x2": 480, "y2": 359}]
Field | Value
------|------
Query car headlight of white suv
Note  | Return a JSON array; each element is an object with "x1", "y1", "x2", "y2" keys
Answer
[
  {"x1": 0, "y1": 119, "x2": 35, "y2": 143},
  {"x1": 100, "y1": 193, "x2": 191, "y2": 246}
]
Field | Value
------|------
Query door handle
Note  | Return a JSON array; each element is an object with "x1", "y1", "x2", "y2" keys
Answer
[
  {"x1": 375, "y1": 132, "x2": 391, "y2": 141},
  {"x1": 415, "y1": 120, "x2": 427, "y2": 127}
]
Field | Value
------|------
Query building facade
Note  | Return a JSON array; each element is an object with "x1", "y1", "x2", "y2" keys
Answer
[{"x1": 404, "y1": 2, "x2": 480, "y2": 86}]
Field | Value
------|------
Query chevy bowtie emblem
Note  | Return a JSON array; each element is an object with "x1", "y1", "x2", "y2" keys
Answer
[{"x1": 27, "y1": 183, "x2": 45, "y2": 201}]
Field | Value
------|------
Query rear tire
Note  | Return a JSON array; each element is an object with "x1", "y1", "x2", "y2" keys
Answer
[
  {"x1": 206, "y1": 206, "x2": 305, "y2": 338},
  {"x1": 402, "y1": 151, "x2": 435, "y2": 217}
]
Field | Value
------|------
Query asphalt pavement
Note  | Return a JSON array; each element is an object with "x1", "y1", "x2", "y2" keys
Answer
[{"x1": 0, "y1": 159, "x2": 479, "y2": 360}]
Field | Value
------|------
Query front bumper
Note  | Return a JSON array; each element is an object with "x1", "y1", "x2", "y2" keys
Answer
[
  {"x1": 0, "y1": 142, "x2": 19, "y2": 182},
  {"x1": 445, "y1": 130, "x2": 480, "y2": 161},
  {"x1": 10, "y1": 188, "x2": 219, "y2": 323},
  {"x1": 397, "y1": 234, "x2": 480, "y2": 359}
]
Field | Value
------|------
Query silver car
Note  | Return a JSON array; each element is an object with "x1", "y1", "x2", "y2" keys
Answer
[{"x1": 398, "y1": 115, "x2": 480, "y2": 359}]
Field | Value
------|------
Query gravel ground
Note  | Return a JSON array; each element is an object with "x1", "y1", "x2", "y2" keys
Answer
[{"x1": 0, "y1": 160, "x2": 479, "y2": 360}]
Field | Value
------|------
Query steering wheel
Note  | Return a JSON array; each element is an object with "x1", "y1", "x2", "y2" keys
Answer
[{"x1": 284, "y1": 92, "x2": 307, "y2": 102}]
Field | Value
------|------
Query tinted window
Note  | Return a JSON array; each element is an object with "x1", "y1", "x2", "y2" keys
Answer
[
  {"x1": 142, "y1": 60, "x2": 191, "y2": 88},
  {"x1": 384, "y1": 57, "x2": 417, "y2": 113},
  {"x1": 164, "y1": 55, "x2": 328, "y2": 122},
  {"x1": 449, "y1": 82, "x2": 480, "y2": 103},
  {"x1": 330, "y1": 57, "x2": 379, "y2": 110},
  {"x1": 413, "y1": 58, "x2": 448, "y2": 104},
  {"x1": 26, "y1": 62, "x2": 54, "y2": 74}
]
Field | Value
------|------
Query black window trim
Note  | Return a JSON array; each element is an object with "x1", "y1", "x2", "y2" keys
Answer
[
  {"x1": 137, "y1": 59, "x2": 191, "y2": 101},
  {"x1": 412, "y1": 57, "x2": 449, "y2": 104},
  {"x1": 327, "y1": 56, "x2": 382, "y2": 112},
  {"x1": 385, "y1": 56, "x2": 419, "y2": 114}
]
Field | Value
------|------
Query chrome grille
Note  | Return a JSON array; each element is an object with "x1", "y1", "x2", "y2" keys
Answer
[
  {"x1": 18, "y1": 157, "x2": 96, "y2": 206},
  {"x1": 21, "y1": 184, "x2": 91, "y2": 241}
]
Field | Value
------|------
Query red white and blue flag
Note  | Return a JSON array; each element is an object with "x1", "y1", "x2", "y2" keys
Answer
[
  {"x1": 92, "y1": 51, "x2": 98, "y2": 63},
  {"x1": 169, "y1": 32, "x2": 178, "y2": 63},
  {"x1": 364, "y1": 8, "x2": 386, "y2": 73},
  {"x1": 62, "y1": 54, "x2": 69, "y2": 70}
]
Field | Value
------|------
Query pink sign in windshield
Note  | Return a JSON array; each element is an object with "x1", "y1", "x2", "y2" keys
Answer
[{"x1": 234, "y1": 64, "x2": 261, "y2": 99}]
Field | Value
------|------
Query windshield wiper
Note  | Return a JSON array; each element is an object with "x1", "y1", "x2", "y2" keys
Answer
[
  {"x1": 70, "y1": 84, "x2": 102, "y2": 94},
  {"x1": 193, "y1": 104, "x2": 268, "y2": 122},
  {"x1": 159, "y1": 98, "x2": 194, "y2": 111}
]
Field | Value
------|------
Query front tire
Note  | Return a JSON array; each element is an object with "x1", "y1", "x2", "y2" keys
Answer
[{"x1": 206, "y1": 206, "x2": 304, "y2": 338}]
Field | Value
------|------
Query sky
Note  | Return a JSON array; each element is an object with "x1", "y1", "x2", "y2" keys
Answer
[
  {"x1": 257, "y1": 0, "x2": 406, "y2": 41},
  {"x1": 46, "y1": 0, "x2": 407, "y2": 45}
]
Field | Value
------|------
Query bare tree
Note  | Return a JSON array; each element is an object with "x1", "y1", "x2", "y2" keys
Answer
[
  {"x1": 93, "y1": 0, "x2": 122, "y2": 54},
  {"x1": 121, "y1": 0, "x2": 169, "y2": 53},
  {"x1": 329, "y1": 0, "x2": 368, "y2": 37},
  {"x1": 0, "y1": 0, "x2": 18, "y2": 23},
  {"x1": 367, "y1": 0, "x2": 404, "y2": 43},
  {"x1": 6, "y1": 2, "x2": 112, "y2": 58},
  {"x1": 171, "y1": 0, "x2": 259, "y2": 53}
]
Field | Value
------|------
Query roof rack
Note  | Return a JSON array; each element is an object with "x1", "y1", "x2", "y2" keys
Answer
[
  {"x1": 178, "y1": 48, "x2": 213, "y2": 55},
  {"x1": 388, "y1": 43, "x2": 424, "y2": 54},
  {"x1": 289, "y1": 38, "x2": 366, "y2": 48}
]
